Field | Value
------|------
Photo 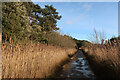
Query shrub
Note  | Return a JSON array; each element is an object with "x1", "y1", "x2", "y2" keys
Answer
[{"x1": 45, "y1": 32, "x2": 76, "y2": 48}]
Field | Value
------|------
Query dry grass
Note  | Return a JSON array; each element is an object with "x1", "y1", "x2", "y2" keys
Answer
[
  {"x1": 82, "y1": 43, "x2": 120, "y2": 79},
  {"x1": 0, "y1": 33, "x2": 2, "y2": 79},
  {"x1": 2, "y1": 40, "x2": 76, "y2": 78}
]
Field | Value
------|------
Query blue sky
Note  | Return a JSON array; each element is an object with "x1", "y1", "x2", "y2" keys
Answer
[{"x1": 34, "y1": 2, "x2": 118, "y2": 41}]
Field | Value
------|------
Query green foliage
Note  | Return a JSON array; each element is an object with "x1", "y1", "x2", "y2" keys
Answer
[
  {"x1": 2, "y1": 2, "x2": 32, "y2": 42},
  {"x1": 110, "y1": 36, "x2": 119, "y2": 45},
  {"x1": 2, "y1": 2, "x2": 76, "y2": 48},
  {"x1": 73, "y1": 38, "x2": 91, "y2": 49},
  {"x1": 46, "y1": 32, "x2": 76, "y2": 48},
  {"x1": 23, "y1": 2, "x2": 61, "y2": 32},
  {"x1": 0, "y1": 2, "x2": 1, "y2": 33}
]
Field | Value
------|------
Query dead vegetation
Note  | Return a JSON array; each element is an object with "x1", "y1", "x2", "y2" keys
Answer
[
  {"x1": 81, "y1": 40, "x2": 120, "y2": 79},
  {"x1": 2, "y1": 39, "x2": 76, "y2": 78},
  {"x1": 0, "y1": 33, "x2": 1, "y2": 79}
]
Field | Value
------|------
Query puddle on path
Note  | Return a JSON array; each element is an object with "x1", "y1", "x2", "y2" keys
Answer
[{"x1": 57, "y1": 50, "x2": 95, "y2": 79}]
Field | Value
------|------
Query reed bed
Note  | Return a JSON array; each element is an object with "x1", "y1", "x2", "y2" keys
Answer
[
  {"x1": 2, "y1": 40, "x2": 76, "y2": 78},
  {"x1": 0, "y1": 33, "x2": 1, "y2": 79},
  {"x1": 83, "y1": 42, "x2": 120, "y2": 79}
]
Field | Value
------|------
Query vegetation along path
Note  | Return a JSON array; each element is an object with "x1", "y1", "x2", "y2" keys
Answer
[{"x1": 56, "y1": 50, "x2": 95, "y2": 79}]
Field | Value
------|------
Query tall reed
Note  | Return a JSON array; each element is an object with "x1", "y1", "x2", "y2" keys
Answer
[
  {"x1": 2, "y1": 39, "x2": 76, "y2": 78},
  {"x1": 83, "y1": 41, "x2": 120, "y2": 79}
]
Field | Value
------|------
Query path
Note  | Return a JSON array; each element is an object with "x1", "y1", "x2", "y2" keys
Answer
[{"x1": 56, "y1": 50, "x2": 95, "y2": 79}]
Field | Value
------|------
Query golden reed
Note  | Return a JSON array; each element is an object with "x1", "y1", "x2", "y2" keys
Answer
[
  {"x1": 82, "y1": 41, "x2": 120, "y2": 79},
  {"x1": 2, "y1": 39, "x2": 76, "y2": 78}
]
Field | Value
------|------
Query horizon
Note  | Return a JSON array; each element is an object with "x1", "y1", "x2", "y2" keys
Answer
[{"x1": 34, "y1": 2, "x2": 118, "y2": 41}]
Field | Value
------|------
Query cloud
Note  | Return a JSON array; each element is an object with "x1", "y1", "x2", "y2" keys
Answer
[
  {"x1": 82, "y1": 3, "x2": 92, "y2": 11},
  {"x1": 66, "y1": 21, "x2": 72, "y2": 25},
  {"x1": 59, "y1": 26, "x2": 63, "y2": 29}
]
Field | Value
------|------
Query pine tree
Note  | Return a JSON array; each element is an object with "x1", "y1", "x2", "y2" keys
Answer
[
  {"x1": 0, "y1": 2, "x2": 1, "y2": 32},
  {"x1": 23, "y1": 2, "x2": 62, "y2": 42},
  {"x1": 2, "y1": 2, "x2": 62, "y2": 43},
  {"x1": 2, "y1": 2, "x2": 32, "y2": 41},
  {"x1": 24, "y1": 3, "x2": 62, "y2": 32}
]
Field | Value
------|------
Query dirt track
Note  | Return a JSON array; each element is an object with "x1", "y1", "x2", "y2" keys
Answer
[{"x1": 57, "y1": 50, "x2": 95, "y2": 79}]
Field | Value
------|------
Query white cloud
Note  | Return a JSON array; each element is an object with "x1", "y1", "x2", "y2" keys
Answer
[
  {"x1": 66, "y1": 21, "x2": 72, "y2": 25},
  {"x1": 82, "y1": 3, "x2": 92, "y2": 11},
  {"x1": 59, "y1": 26, "x2": 63, "y2": 29}
]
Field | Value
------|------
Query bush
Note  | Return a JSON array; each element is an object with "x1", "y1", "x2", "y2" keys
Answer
[{"x1": 45, "y1": 32, "x2": 76, "y2": 48}]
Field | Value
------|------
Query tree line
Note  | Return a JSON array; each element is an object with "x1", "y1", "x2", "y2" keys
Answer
[{"x1": 2, "y1": 2, "x2": 76, "y2": 48}]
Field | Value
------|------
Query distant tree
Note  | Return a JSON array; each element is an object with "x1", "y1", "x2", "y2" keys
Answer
[{"x1": 110, "y1": 36, "x2": 119, "y2": 46}]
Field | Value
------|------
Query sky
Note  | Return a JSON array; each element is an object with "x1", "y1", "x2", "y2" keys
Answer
[{"x1": 34, "y1": 2, "x2": 118, "y2": 41}]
